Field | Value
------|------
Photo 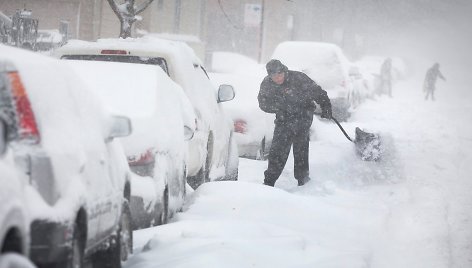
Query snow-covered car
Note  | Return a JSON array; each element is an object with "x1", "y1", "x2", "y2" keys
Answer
[
  {"x1": 271, "y1": 41, "x2": 358, "y2": 121},
  {"x1": 64, "y1": 59, "x2": 196, "y2": 230},
  {"x1": 209, "y1": 52, "x2": 274, "y2": 160},
  {"x1": 0, "y1": 45, "x2": 133, "y2": 267},
  {"x1": 35, "y1": 29, "x2": 64, "y2": 52},
  {"x1": 0, "y1": 119, "x2": 34, "y2": 267},
  {"x1": 55, "y1": 37, "x2": 239, "y2": 189}
]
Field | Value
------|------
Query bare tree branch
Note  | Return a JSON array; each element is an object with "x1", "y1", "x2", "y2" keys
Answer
[
  {"x1": 106, "y1": 0, "x2": 155, "y2": 38},
  {"x1": 136, "y1": 0, "x2": 155, "y2": 15}
]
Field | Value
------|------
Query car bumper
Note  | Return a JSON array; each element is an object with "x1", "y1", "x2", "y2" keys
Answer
[{"x1": 30, "y1": 219, "x2": 73, "y2": 265}]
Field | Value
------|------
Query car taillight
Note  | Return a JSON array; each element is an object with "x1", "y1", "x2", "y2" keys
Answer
[
  {"x1": 234, "y1": 119, "x2": 247, "y2": 134},
  {"x1": 127, "y1": 149, "x2": 155, "y2": 166},
  {"x1": 7, "y1": 72, "x2": 40, "y2": 143},
  {"x1": 100, "y1": 49, "x2": 128, "y2": 55}
]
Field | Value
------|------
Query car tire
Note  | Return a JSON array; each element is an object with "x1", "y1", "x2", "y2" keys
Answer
[
  {"x1": 158, "y1": 186, "x2": 169, "y2": 225},
  {"x1": 0, "y1": 253, "x2": 36, "y2": 268},
  {"x1": 66, "y1": 224, "x2": 84, "y2": 268},
  {"x1": 187, "y1": 136, "x2": 212, "y2": 190},
  {"x1": 119, "y1": 202, "x2": 133, "y2": 263},
  {"x1": 224, "y1": 132, "x2": 239, "y2": 180},
  {"x1": 92, "y1": 201, "x2": 132, "y2": 268}
]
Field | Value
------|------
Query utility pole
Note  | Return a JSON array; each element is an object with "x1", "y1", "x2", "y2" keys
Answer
[{"x1": 258, "y1": 0, "x2": 265, "y2": 63}]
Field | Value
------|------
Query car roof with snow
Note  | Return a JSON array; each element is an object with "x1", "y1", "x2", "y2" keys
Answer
[
  {"x1": 55, "y1": 37, "x2": 210, "y2": 93},
  {"x1": 56, "y1": 37, "x2": 203, "y2": 68},
  {"x1": 63, "y1": 59, "x2": 196, "y2": 157}
]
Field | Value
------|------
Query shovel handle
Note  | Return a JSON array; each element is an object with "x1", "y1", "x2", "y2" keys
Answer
[
  {"x1": 330, "y1": 117, "x2": 354, "y2": 142},
  {"x1": 314, "y1": 112, "x2": 354, "y2": 143}
]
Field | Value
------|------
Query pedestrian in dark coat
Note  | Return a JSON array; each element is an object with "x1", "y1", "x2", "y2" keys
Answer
[
  {"x1": 258, "y1": 59, "x2": 332, "y2": 187},
  {"x1": 424, "y1": 63, "x2": 446, "y2": 101},
  {"x1": 378, "y1": 58, "x2": 393, "y2": 97}
]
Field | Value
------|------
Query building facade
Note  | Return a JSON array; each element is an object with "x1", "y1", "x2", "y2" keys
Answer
[{"x1": 1, "y1": 0, "x2": 371, "y2": 64}]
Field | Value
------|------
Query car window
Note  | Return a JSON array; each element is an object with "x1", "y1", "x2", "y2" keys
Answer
[{"x1": 61, "y1": 55, "x2": 169, "y2": 75}]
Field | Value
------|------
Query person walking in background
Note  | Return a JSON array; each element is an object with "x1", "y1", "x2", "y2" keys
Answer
[
  {"x1": 378, "y1": 57, "x2": 393, "y2": 97},
  {"x1": 258, "y1": 59, "x2": 332, "y2": 187},
  {"x1": 424, "y1": 63, "x2": 446, "y2": 101}
]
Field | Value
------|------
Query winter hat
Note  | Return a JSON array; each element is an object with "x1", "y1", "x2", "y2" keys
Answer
[{"x1": 266, "y1": 59, "x2": 288, "y2": 75}]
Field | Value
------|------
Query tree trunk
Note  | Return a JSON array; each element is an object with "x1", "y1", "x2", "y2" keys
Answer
[{"x1": 119, "y1": 18, "x2": 133, "y2": 38}]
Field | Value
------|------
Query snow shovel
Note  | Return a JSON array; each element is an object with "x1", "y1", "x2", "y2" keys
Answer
[{"x1": 330, "y1": 116, "x2": 382, "y2": 161}]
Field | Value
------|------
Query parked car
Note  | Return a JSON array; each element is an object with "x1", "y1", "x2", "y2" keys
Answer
[
  {"x1": 271, "y1": 41, "x2": 359, "y2": 121},
  {"x1": 208, "y1": 51, "x2": 274, "y2": 160},
  {"x1": 64, "y1": 59, "x2": 196, "y2": 230},
  {"x1": 55, "y1": 37, "x2": 239, "y2": 189},
  {"x1": 0, "y1": 45, "x2": 133, "y2": 267},
  {"x1": 0, "y1": 118, "x2": 35, "y2": 267},
  {"x1": 35, "y1": 29, "x2": 64, "y2": 52}
]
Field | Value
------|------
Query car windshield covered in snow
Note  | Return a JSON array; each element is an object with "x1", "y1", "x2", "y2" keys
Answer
[{"x1": 61, "y1": 54, "x2": 169, "y2": 75}]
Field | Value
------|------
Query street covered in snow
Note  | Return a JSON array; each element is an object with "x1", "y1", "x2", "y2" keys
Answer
[{"x1": 125, "y1": 71, "x2": 472, "y2": 268}]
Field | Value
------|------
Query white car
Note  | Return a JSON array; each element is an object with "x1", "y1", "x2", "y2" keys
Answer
[
  {"x1": 271, "y1": 41, "x2": 358, "y2": 121},
  {"x1": 209, "y1": 52, "x2": 274, "y2": 160},
  {"x1": 65, "y1": 59, "x2": 195, "y2": 229},
  {"x1": 0, "y1": 45, "x2": 133, "y2": 268},
  {"x1": 55, "y1": 37, "x2": 239, "y2": 189},
  {"x1": 0, "y1": 119, "x2": 34, "y2": 267}
]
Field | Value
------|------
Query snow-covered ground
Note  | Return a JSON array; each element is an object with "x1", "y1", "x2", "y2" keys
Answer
[{"x1": 124, "y1": 67, "x2": 472, "y2": 268}]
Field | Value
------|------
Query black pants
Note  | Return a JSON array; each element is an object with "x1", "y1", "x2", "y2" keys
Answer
[
  {"x1": 264, "y1": 117, "x2": 313, "y2": 186},
  {"x1": 425, "y1": 86, "x2": 436, "y2": 100},
  {"x1": 379, "y1": 79, "x2": 392, "y2": 97}
]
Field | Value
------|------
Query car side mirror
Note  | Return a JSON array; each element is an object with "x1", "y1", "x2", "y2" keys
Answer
[
  {"x1": 217, "y1": 84, "x2": 235, "y2": 103},
  {"x1": 184, "y1": 125, "x2": 194, "y2": 141},
  {"x1": 107, "y1": 115, "x2": 132, "y2": 142},
  {"x1": 0, "y1": 119, "x2": 8, "y2": 156}
]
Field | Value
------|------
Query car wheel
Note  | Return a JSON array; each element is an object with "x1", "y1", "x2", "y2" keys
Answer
[
  {"x1": 67, "y1": 224, "x2": 83, "y2": 268},
  {"x1": 92, "y1": 201, "x2": 132, "y2": 268},
  {"x1": 187, "y1": 136, "x2": 212, "y2": 189},
  {"x1": 224, "y1": 132, "x2": 239, "y2": 180},
  {"x1": 158, "y1": 186, "x2": 169, "y2": 225},
  {"x1": 0, "y1": 253, "x2": 36, "y2": 268},
  {"x1": 119, "y1": 202, "x2": 133, "y2": 262}
]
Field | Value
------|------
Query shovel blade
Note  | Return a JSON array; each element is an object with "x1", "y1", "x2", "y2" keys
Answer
[{"x1": 354, "y1": 127, "x2": 382, "y2": 161}]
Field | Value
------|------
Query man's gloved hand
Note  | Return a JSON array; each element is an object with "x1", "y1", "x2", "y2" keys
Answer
[{"x1": 321, "y1": 107, "x2": 332, "y2": 119}]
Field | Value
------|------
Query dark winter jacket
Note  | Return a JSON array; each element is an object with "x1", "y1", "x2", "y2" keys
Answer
[
  {"x1": 380, "y1": 58, "x2": 392, "y2": 81},
  {"x1": 424, "y1": 64, "x2": 445, "y2": 90},
  {"x1": 258, "y1": 70, "x2": 331, "y2": 124}
]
